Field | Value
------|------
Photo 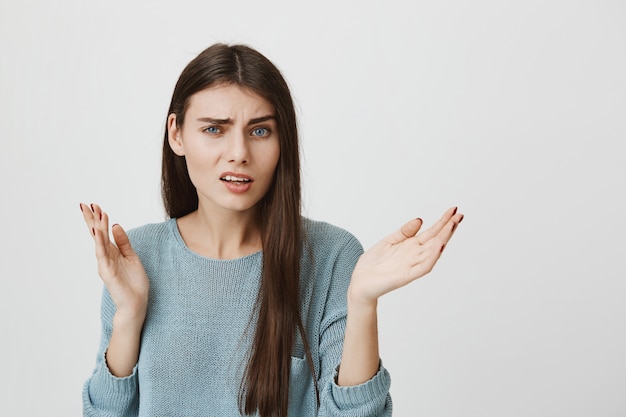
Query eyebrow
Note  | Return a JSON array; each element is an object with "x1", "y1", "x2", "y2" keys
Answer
[{"x1": 196, "y1": 115, "x2": 276, "y2": 125}]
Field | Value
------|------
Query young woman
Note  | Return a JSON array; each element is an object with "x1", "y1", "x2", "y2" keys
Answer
[{"x1": 81, "y1": 43, "x2": 463, "y2": 417}]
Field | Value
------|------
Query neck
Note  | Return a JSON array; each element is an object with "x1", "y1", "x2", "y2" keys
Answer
[{"x1": 176, "y1": 204, "x2": 262, "y2": 260}]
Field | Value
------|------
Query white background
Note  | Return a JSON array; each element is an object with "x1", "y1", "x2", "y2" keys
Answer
[{"x1": 1, "y1": 0, "x2": 625, "y2": 416}]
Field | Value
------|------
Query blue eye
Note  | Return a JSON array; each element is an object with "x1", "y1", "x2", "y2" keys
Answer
[
  {"x1": 251, "y1": 127, "x2": 270, "y2": 137},
  {"x1": 205, "y1": 126, "x2": 221, "y2": 134}
]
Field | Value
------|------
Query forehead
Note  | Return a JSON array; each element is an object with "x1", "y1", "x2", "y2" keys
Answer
[{"x1": 186, "y1": 84, "x2": 274, "y2": 118}]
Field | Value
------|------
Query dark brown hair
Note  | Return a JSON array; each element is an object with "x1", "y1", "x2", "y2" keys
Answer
[{"x1": 161, "y1": 44, "x2": 317, "y2": 417}]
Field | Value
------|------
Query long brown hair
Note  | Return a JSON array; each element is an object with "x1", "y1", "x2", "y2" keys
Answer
[{"x1": 161, "y1": 44, "x2": 317, "y2": 417}]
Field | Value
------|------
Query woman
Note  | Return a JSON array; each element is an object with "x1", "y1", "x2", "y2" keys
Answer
[{"x1": 81, "y1": 43, "x2": 463, "y2": 417}]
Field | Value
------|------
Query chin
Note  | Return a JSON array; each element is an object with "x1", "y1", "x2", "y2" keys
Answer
[{"x1": 219, "y1": 199, "x2": 262, "y2": 214}]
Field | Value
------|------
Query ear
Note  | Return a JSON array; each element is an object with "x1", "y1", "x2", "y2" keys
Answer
[{"x1": 167, "y1": 113, "x2": 185, "y2": 156}]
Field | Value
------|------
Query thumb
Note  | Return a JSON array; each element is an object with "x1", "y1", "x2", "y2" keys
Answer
[
  {"x1": 111, "y1": 224, "x2": 134, "y2": 258},
  {"x1": 385, "y1": 218, "x2": 423, "y2": 244}
]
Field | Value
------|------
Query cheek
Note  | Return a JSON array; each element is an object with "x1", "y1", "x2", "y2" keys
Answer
[
  {"x1": 255, "y1": 145, "x2": 280, "y2": 192},
  {"x1": 182, "y1": 146, "x2": 218, "y2": 185},
  {"x1": 269, "y1": 150, "x2": 280, "y2": 173},
  {"x1": 266, "y1": 142, "x2": 281, "y2": 173},
  {"x1": 183, "y1": 152, "x2": 202, "y2": 177}
]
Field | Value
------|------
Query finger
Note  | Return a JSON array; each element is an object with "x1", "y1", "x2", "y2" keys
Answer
[
  {"x1": 91, "y1": 204, "x2": 112, "y2": 246},
  {"x1": 401, "y1": 212, "x2": 464, "y2": 285},
  {"x1": 112, "y1": 224, "x2": 134, "y2": 258},
  {"x1": 385, "y1": 218, "x2": 423, "y2": 244},
  {"x1": 93, "y1": 206, "x2": 118, "y2": 268},
  {"x1": 93, "y1": 220, "x2": 108, "y2": 262},
  {"x1": 438, "y1": 213, "x2": 464, "y2": 252},
  {"x1": 91, "y1": 204, "x2": 103, "y2": 241},
  {"x1": 408, "y1": 248, "x2": 442, "y2": 280},
  {"x1": 80, "y1": 203, "x2": 96, "y2": 237},
  {"x1": 416, "y1": 206, "x2": 458, "y2": 245},
  {"x1": 91, "y1": 203, "x2": 102, "y2": 225}
]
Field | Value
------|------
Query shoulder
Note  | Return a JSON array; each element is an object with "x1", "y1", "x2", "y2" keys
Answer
[
  {"x1": 127, "y1": 219, "x2": 176, "y2": 252},
  {"x1": 299, "y1": 218, "x2": 362, "y2": 324},
  {"x1": 302, "y1": 217, "x2": 362, "y2": 251},
  {"x1": 127, "y1": 218, "x2": 173, "y2": 239},
  {"x1": 301, "y1": 217, "x2": 363, "y2": 269}
]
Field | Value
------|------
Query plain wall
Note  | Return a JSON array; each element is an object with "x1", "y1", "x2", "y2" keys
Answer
[{"x1": 1, "y1": 0, "x2": 625, "y2": 415}]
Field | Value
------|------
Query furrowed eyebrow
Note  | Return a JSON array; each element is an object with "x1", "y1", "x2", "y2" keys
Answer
[
  {"x1": 195, "y1": 115, "x2": 276, "y2": 125},
  {"x1": 247, "y1": 115, "x2": 276, "y2": 125},
  {"x1": 197, "y1": 117, "x2": 232, "y2": 124}
]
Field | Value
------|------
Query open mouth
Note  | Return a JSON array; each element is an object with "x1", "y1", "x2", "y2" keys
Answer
[{"x1": 220, "y1": 175, "x2": 252, "y2": 184}]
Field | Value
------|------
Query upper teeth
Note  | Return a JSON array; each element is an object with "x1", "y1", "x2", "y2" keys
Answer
[{"x1": 223, "y1": 175, "x2": 250, "y2": 182}]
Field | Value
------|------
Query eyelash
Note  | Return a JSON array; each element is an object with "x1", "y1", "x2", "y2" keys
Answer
[
  {"x1": 202, "y1": 126, "x2": 272, "y2": 138},
  {"x1": 204, "y1": 126, "x2": 222, "y2": 135},
  {"x1": 251, "y1": 127, "x2": 271, "y2": 138}
]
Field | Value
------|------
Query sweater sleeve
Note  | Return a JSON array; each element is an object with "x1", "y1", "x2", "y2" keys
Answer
[
  {"x1": 82, "y1": 288, "x2": 140, "y2": 417},
  {"x1": 316, "y1": 232, "x2": 393, "y2": 416}
]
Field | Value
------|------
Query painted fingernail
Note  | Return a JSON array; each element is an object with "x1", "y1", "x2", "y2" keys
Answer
[
  {"x1": 91, "y1": 227, "x2": 95, "y2": 236},
  {"x1": 99, "y1": 212, "x2": 102, "y2": 220},
  {"x1": 459, "y1": 214, "x2": 464, "y2": 223},
  {"x1": 452, "y1": 207, "x2": 458, "y2": 215},
  {"x1": 79, "y1": 203, "x2": 83, "y2": 212},
  {"x1": 90, "y1": 203, "x2": 95, "y2": 212},
  {"x1": 440, "y1": 244, "x2": 446, "y2": 253},
  {"x1": 416, "y1": 217, "x2": 423, "y2": 223}
]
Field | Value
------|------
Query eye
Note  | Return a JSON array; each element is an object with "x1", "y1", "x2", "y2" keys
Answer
[
  {"x1": 251, "y1": 127, "x2": 270, "y2": 137},
  {"x1": 204, "y1": 126, "x2": 221, "y2": 135}
]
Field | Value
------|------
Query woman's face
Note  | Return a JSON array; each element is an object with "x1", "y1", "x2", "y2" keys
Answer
[{"x1": 168, "y1": 84, "x2": 280, "y2": 217}]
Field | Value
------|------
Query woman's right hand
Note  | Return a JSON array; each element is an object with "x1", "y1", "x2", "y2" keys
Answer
[{"x1": 80, "y1": 203, "x2": 150, "y2": 324}]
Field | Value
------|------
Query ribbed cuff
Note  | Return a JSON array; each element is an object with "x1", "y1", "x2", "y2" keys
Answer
[
  {"x1": 87, "y1": 350, "x2": 139, "y2": 410},
  {"x1": 331, "y1": 362, "x2": 391, "y2": 409}
]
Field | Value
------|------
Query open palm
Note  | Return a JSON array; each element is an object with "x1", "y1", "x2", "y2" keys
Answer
[
  {"x1": 80, "y1": 203, "x2": 149, "y2": 319},
  {"x1": 349, "y1": 207, "x2": 463, "y2": 304}
]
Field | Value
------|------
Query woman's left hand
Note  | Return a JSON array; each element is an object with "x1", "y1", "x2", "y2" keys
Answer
[{"x1": 349, "y1": 206, "x2": 464, "y2": 305}]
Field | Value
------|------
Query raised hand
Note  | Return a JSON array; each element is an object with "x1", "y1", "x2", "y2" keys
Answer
[
  {"x1": 349, "y1": 207, "x2": 464, "y2": 305},
  {"x1": 80, "y1": 203, "x2": 150, "y2": 322}
]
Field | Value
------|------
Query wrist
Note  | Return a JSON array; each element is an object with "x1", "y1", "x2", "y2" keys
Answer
[
  {"x1": 347, "y1": 285, "x2": 378, "y2": 312},
  {"x1": 112, "y1": 310, "x2": 146, "y2": 333}
]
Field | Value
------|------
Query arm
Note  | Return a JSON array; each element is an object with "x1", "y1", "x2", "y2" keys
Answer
[
  {"x1": 83, "y1": 289, "x2": 141, "y2": 417},
  {"x1": 338, "y1": 207, "x2": 464, "y2": 386},
  {"x1": 81, "y1": 203, "x2": 149, "y2": 376},
  {"x1": 310, "y1": 225, "x2": 390, "y2": 417},
  {"x1": 81, "y1": 203, "x2": 150, "y2": 415},
  {"x1": 107, "y1": 314, "x2": 144, "y2": 376},
  {"x1": 337, "y1": 296, "x2": 380, "y2": 386}
]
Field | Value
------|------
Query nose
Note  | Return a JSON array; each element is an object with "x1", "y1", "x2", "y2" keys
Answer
[{"x1": 225, "y1": 131, "x2": 249, "y2": 164}]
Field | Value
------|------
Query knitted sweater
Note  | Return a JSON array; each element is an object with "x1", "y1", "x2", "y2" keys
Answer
[{"x1": 82, "y1": 218, "x2": 392, "y2": 416}]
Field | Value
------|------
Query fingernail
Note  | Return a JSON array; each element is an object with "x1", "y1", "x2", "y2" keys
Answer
[
  {"x1": 416, "y1": 217, "x2": 422, "y2": 223},
  {"x1": 91, "y1": 227, "x2": 95, "y2": 236},
  {"x1": 79, "y1": 203, "x2": 83, "y2": 212},
  {"x1": 90, "y1": 203, "x2": 95, "y2": 212},
  {"x1": 459, "y1": 214, "x2": 464, "y2": 223},
  {"x1": 440, "y1": 244, "x2": 446, "y2": 253},
  {"x1": 99, "y1": 212, "x2": 102, "y2": 220},
  {"x1": 452, "y1": 207, "x2": 458, "y2": 215}
]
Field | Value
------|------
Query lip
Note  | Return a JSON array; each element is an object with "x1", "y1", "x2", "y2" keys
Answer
[
  {"x1": 220, "y1": 171, "x2": 254, "y2": 194},
  {"x1": 219, "y1": 172, "x2": 254, "y2": 182}
]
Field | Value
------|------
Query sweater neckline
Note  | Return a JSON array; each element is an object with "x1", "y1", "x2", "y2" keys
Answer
[{"x1": 167, "y1": 218, "x2": 263, "y2": 262}]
